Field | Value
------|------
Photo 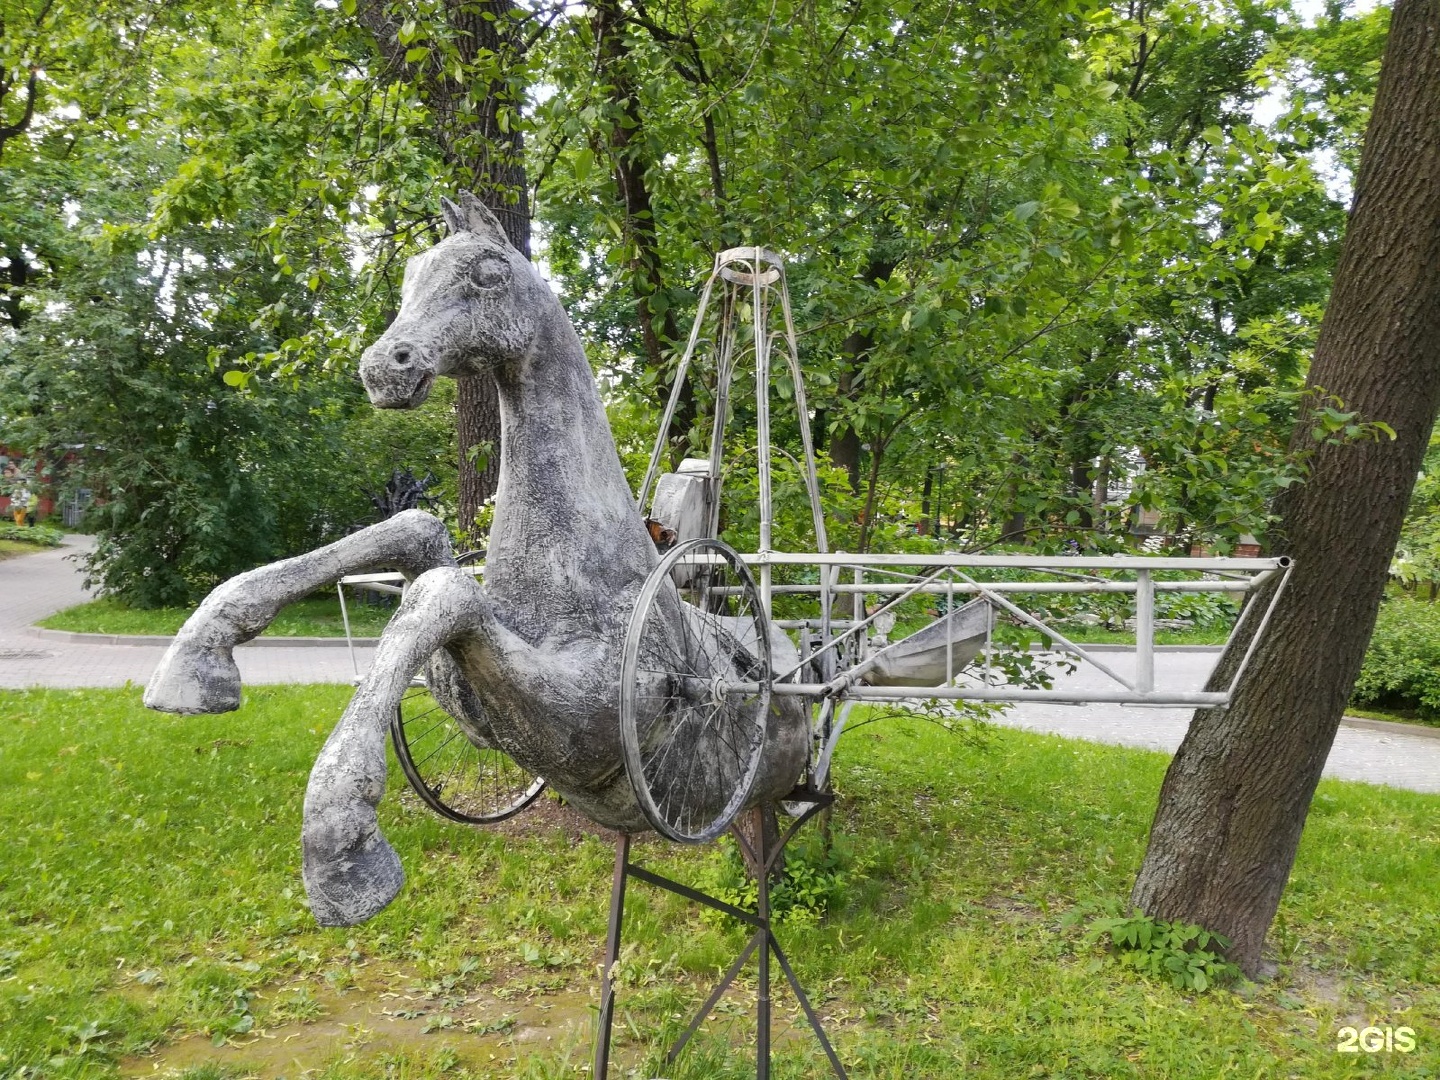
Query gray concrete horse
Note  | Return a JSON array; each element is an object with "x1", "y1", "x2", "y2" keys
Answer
[{"x1": 143, "y1": 193, "x2": 809, "y2": 926}]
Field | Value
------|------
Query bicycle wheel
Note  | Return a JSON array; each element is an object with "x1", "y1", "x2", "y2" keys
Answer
[
  {"x1": 391, "y1": 683, "x2": 546, "y2": 824},
  {"x1": 389, "y1": 549, "x2": 544, "y2": 825},
  {"x1": 619, "y1": 538, "x2": 772, "y2": 843}
]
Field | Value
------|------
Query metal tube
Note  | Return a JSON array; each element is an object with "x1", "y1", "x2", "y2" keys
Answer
[
  {"x1": 757, "y1": 807, "x2": 771, "y2": 1080},
  {"x1": 852, "y1": 565, "x2": 864, "y2": 663},
  {"x1": 703, "y1": 579, "x2": 1261, "y2": 596},
  {"x1": 751, "y1": 683, "x2": 1232, "y2": 706},
  {"x1": 753, "y1": 251, "x2": 773, "y2": 619},
  {"x1": 946, "y1": 578, "x2": 955, "y2": 685},
  {"x1": 1135, "y1": 570, "x2": 1155, "y2": 694},
  {"x1": 705, "y1": 287, "x2": 737, "y2": 540},
  {"x1": 1224, "y1": 564, "x2": 1295, "y2": 700},
  {"x1": 748, "y1": 552, "x2": 1290, "y2": 572},
  {"x1": 946, "y1": 570, "x2": 1136, "y2": 692},
  {"x1": 636, "y1": 262, "x2": 719, "y2": 514},
  {"x1": 336, "y1": 583, "x2": 359, "y2": 679},
  {"x1": 594, "y1": 834, "x2": 631, "y2": 1079}
]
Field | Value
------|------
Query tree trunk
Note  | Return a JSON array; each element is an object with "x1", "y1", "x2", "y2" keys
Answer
[
  {"x1": 592, "y1": 0, "x2": 696, "y2": 463},
  {"x1": 1130, "y1": 0, "x2": 1440, "y2": 978},
  {"x1": 1070, "y1": 458, "x2": 1094, "y2": 529},
  {"x1": 3, "y1": 246, "x2": 29, "y2": 331},
  {"x1": 919, "y1": 467, "x2": 933, "y2": 535},
  {"x1": 830, "y1": 255, "x2": 895, "y2": 494},
  {"x1": 358, "y1": 0, "x2": 531, "y2": 541},
  {"x1": 1092, "y1": 455, "x2": 1110, "y2": 531},
  {"x1": 828, "y1": 365, "x2": 863, "y2": 495}
]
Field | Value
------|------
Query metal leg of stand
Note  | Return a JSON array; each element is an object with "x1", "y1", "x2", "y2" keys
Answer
[
  {"x1": 592, "y1": 801, "x2": 847, "y2": 1080},
  {"x1": 594, "y1": 834, "x2": 630, "y2": 1079},
  {"x1": 771, "y1": 936, "x2": 848, "y2": 1077},
  {"x1": 757, "y1": 820, "x2": 771, "y2": 1080}
]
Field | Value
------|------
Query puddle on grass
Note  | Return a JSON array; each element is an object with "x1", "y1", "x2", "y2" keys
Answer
[{"x1": 120, "y1": 975, "x2": 595, "y2": 1077}]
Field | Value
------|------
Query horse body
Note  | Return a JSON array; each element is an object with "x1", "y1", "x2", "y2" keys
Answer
[{"x1": 144, "y1": 193, "x2": 808, "y2": 926}]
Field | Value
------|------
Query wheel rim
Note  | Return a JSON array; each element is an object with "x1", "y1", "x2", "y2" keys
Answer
[
  {"x1": 389, "y1": 549, "x2": 545, "y2": 826},
  {"x1": 391, "y1": 686, "x2": 546, "y2": 824},
  {"x1": 620, "y1": 537, "x2": 772, "y2": 843}
]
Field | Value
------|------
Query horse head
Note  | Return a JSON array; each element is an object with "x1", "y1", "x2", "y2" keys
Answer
[{"x1": 360, "y1": 191, "x2": 547, "y2": 408}]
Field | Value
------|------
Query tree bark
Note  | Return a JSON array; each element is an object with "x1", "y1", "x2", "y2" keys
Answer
[
  {"x1": 830, "y1": 255, "x2": 895, "y2": 493},
  {"x1": 1131, "y1": 0, "x2": 1440, "y2": 977},
  {"x1": 358, "y1": 0, "x2": 531, "y2": 541},
  {"x1": 829, "y1": 355, "x2": 864, "y2": 493}
]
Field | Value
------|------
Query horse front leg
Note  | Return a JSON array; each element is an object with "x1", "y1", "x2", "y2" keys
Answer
[
  {"x1": 144, "y1": 510, "x2": 456, "y2": 714},
  {"x1": 302, "y1": 565, "x2": 489, "y2": 925}
]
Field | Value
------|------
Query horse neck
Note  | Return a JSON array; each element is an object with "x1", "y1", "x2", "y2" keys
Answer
[{"x1": 484, "y1": 305, "x2": 655, "y2": 619}]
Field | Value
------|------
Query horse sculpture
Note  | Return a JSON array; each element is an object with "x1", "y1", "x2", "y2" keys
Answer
[{"x1": 143, "y1": 193, "x2": 810, "y2": 927}]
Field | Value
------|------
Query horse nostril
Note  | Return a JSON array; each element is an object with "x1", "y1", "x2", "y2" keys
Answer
[{"x1": 392, "y1": 343, "x2": 414, "y2": 368}]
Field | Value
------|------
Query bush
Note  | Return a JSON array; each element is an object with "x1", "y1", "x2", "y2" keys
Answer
[
  {"x1": 0, "y1": 522, "x2": 62, "y2": 547},
  {"x1": 1352, "y1": 597, "x2": 1440, "y2": 719}
]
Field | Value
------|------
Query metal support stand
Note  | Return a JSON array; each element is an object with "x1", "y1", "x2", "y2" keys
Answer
[{"x1": 593, "y1": 793, "x2": 847, "y2": 1079}]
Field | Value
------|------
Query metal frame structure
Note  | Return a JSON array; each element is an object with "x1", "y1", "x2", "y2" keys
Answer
[
  {"x1": 603, "y1": 246, "x2": 1293, "y2": 1076},
  {"x1": 631, "y1": 246, "x2": 1292, "y2": 793}
]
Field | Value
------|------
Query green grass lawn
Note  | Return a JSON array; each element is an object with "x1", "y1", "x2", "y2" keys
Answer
[
  {"x1": 0, "y1": 538, "x2": 40, "y2": 561},
  {"x1": 1, "y1": 688, "x2": 1436, "y2": 1078},
  {"x1": 1055, "y1": 625, "x2": 1232, "y2": 646},
  {"x1": 37, "y1": 596, "x2": 395, "y2": 638}
]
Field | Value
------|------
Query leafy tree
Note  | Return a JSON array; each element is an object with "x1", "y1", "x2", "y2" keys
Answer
[
  {"x1": 0, "y1": 1, "x2": 458, "y2": 603},
  {"x1": 1392, "y1": 428, "x2": 1440, "y2": 595}
]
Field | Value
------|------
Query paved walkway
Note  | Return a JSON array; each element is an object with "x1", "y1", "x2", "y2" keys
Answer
[
  {"x1": 0, "y1": 536, "x2": 372, "y2": 689},
  {"x1": 2, "y1": 541, "x2": 1438, "y2": 793},
  {"x1": 989, "y1": 650, "x2": 1440, "y2": 794}
]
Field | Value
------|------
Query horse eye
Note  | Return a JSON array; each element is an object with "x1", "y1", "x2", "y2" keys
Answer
[{"x1": 469, "y1": 255, "x2": 509, "y2": 289}]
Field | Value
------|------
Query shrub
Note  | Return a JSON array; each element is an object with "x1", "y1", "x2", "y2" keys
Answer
[
  {"x1": 1352, "y1": 597, "x2": 1440, "y2": 719},
  {"x1": 694, "y1": 829, "x2": 863, "y2": 926},
  {"x1": 0, "y1": 522, "x2": 63, "y2": 547}
]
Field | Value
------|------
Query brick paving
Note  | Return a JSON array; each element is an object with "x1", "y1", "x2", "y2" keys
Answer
[{"x1": 2, "y1": 540, "x2": 1438, "y2": 794}]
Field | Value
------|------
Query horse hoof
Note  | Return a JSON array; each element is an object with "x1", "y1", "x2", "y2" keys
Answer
[
  {"x1": 302, "y1": 833, "x2": 405, "y2": 927},
  {"x1": 143, "y1": 641, "x2": 242, "y2": 714}
]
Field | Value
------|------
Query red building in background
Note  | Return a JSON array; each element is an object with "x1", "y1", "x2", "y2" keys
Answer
[{"x1": 0, "y1": 445, "x2": 57, "y2": 522}]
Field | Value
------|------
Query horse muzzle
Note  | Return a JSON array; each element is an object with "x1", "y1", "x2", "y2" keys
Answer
[{"x1": 360, "y1": 339, "x2": 438, "y2": 409}]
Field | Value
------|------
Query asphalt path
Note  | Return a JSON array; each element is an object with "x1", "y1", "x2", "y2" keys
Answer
[{"x1": 0, "y1": 535, "x2": 372, "y2": 689}]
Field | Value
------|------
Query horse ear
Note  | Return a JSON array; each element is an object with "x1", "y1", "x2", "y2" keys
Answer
[
  {"x1": 440, "y1": 196, "x2": 467, "y2": 236},
  {"x1": 458, "y1": 190, "x2": 508, "y2": 244}
]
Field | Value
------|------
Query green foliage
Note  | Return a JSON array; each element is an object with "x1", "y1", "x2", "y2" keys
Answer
[
  {"x1": 3, "y1": 0, "x2": 1399, "y2": 595},
  {"x1": 530, "y1": 0, "x2": 1378, "y2": 555},
  {"x1": 1393, "y1": 429, "x2": 1440, "y2": 591},
  {"x1": 0, "y1": 523, "x2": 61, "y2": 547},
  {"x1": 1352, "y1": 597, "x2": 1440, "y2": 720},
  {"x1": 693, "y1": 830, "x2": 864, "y2": 927},
  {"x1": 0, "y1": 1, "x2": 466, "y2": 605},
  {"x1": 1074, "y1": 904, "x2": 1242, "y2": 993}
]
